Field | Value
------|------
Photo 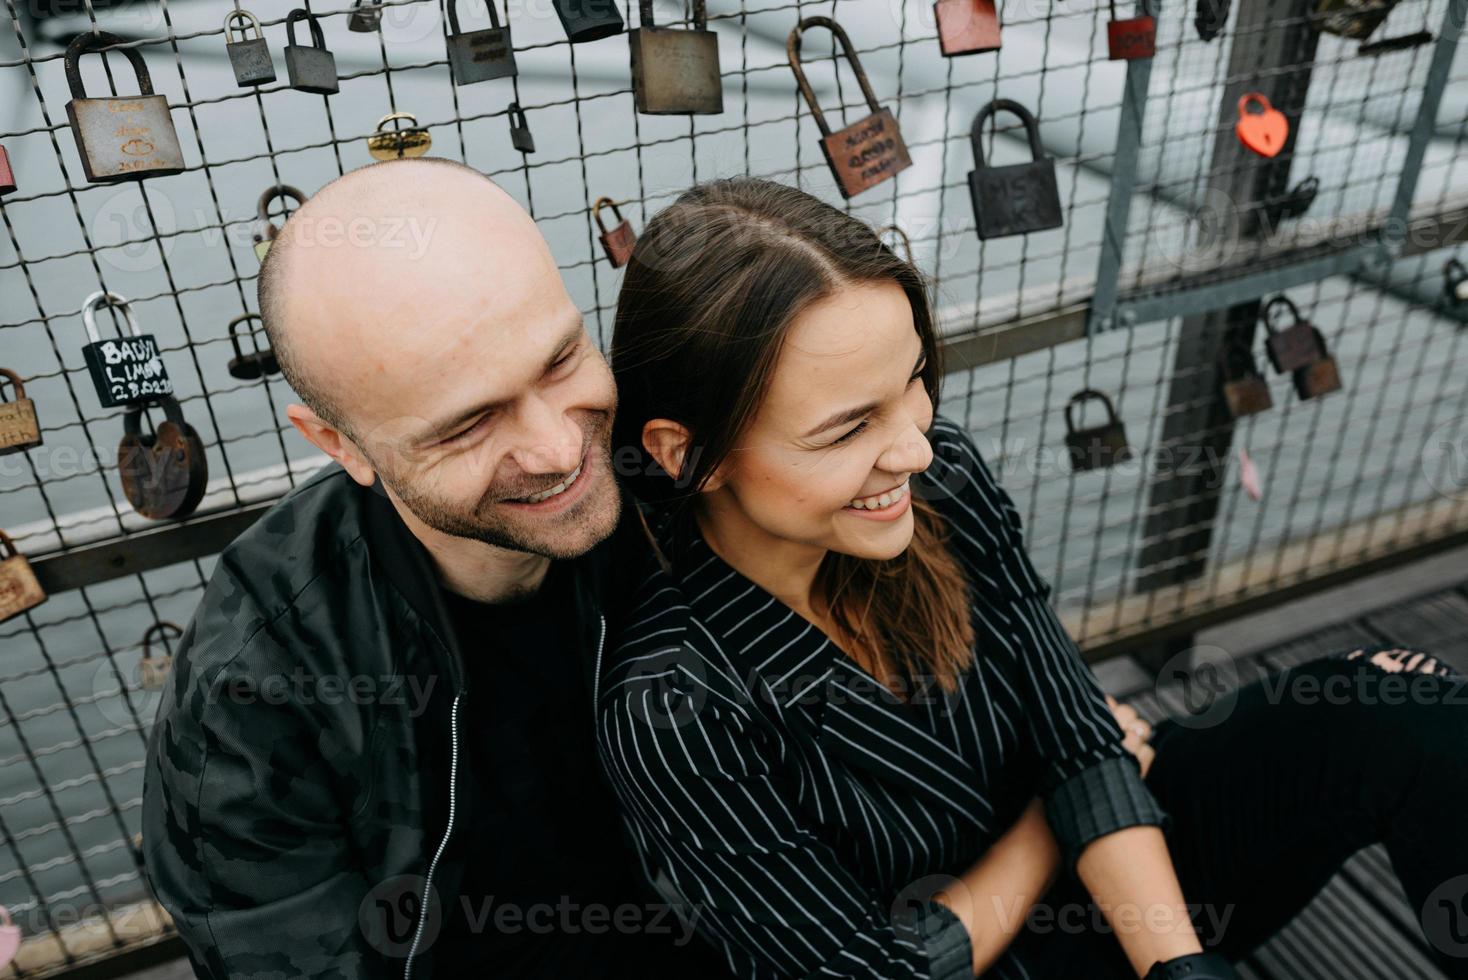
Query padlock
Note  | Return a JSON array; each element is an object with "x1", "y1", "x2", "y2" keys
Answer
[
  {"x1": 253, "y1": 184, "x2": 307, "y2": 263},
  {"x1": 550, "y1": 0, "x2": 624, "y2": 44},
  {"x1": 876, "y1": 224, "x2": 915, "y2": 266},
  {"x1": 118, "y1": 395, "x2": 209, "y2": 521},
  {"x1": 367, "y1": 112, "x2": 432, "y2": 161},
  {"x1": 0, "y1": 530, "x2": 47, "y2": 624},
  {"x1": 284, "y1": 9, "x2": 339, "y2": 95},
  {"x1": 81, "y1": 291, "x2": 174, "y2": 408},
  {"x1": 447, "y1": 0, "x2": 517, "y2": 85},
  {"x1": 1260, "y1": 296, "x2": 1324, "y2": 374},
  {"x1": 1261, "y1": 175, "x2": 1318, "y2": 227},
  {"x1": 508, "y1": 102, "x2": 535, "y2": 153},
  {"x1": 1359, "y1": 29, "x2": 1434, "y2": 55},
  {"x1": 1195, "y1": 0, "x2": 1230, "y2": 40},
  {"x1": 933, "y1": 0, "x2": 1001, "y2": 56},
  {"x1": 63, "y1": 31, "x2": 185, "y2": 184},
  {"x1": 1064, "y1": 388, "x2": 1133, "y2": 473},
  {"x1": 1291, "y1": 329, "x2": 1342, "y2": 401},
  {"x1": 1236, "y1": 93, "x2": 1288, "y2": 158},
  {"x1": 594, "y1": 197, "x2": 636, "y2": 267},
  {"x1": 629, "y1": 0, "x2": 722, "y2": 115},
  {"x1": 788, "y1": 17, "x2": 912, "y2": 200},
  {"x1": 224, "y1": 9, "x2": 276, "y2": 87},
  {"x1": 0, "y1": 144, "x2": 15, "y2": 195},
  {"x1": 139, "y1": 621, "x2": 181, "y2": 691},
  {"x1": 1444, "y1": 258, "x2": 1468, "y2": 305},
  {"x1": 967, "y1": 99, "x2": 1063, "y2": 240},
  {"x1": 1313, "y1": 0, "x2": 1397, "y2": 39},
  {"x1": 0, "y1": 369, "x2": 43, "y2": 455},
  {"x1": 1218, "y1": 341, "x2": 1273, "y2": 419},
  {"x1": 227, "y1": 313, "x2": 280, "y2": 380},
  {"x1": 1107, "y1": 0, "x2": 1156, "y2": 60},
  {"x1": 349, "y1": 0, "x2": 383, "y2": 32}
]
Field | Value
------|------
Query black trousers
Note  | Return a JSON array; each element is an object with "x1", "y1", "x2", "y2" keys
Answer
[{"x1": 1012, "y1": 643, "x2": 1468, "y2": 979}]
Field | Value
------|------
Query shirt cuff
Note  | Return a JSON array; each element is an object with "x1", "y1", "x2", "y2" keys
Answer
[
  {"x1": 897, "y1": 898, "x2": 973, "y2": 980},
  {"x1": 1043, "y1": 755, "x2": 1172, "y2": 873}
]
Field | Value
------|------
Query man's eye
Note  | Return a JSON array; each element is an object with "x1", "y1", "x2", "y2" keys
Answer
[{"x1": 831, "y1": 420, "x2": 869, "y2": 446}]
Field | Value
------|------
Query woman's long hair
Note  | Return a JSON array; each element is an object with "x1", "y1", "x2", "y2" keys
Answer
[{"x1": 610, "y1": 177, "x2": 974, "y2": 693}]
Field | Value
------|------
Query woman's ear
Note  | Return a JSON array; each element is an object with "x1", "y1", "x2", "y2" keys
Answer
[{"x1": 642, "y1": 419, "x2": 693, "y2": 484}]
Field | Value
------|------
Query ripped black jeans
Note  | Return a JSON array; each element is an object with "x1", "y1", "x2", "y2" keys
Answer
[{"x1": 1010, "y1": 642, "x2": 1468, "y2": 979}]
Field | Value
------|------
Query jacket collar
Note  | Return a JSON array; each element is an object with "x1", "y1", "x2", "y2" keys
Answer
[{"x1": 660, "y1": 513, "x2": 994, "y2": 833}]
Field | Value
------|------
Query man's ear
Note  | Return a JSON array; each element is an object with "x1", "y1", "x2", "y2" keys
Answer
[{"x1": 285, "y1": 403, "x2": 377, "y2": 487}]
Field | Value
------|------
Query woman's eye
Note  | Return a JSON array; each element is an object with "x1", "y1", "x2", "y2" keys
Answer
[{"x1": 831, "y1": 419, "x2": 869, "y2": 445}]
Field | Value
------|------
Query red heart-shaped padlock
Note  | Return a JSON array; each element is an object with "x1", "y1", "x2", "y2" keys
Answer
[{"x1": 1236, "y1": 93, "x2": 1288, "y2": 158}]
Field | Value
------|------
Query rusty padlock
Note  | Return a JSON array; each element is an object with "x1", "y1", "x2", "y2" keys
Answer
[
  {"x1": 64, "y1": 31, "x2": 185, "y2": 184},
  {"x1": 0, "y1": 144, "x2": 16, "y2": 195},
  {"x1": 1260, "y1": 295, "x2": 1324, "y2": 374},
  {"x1": 284, "y1": 9, "x2": 339, "y2": 95},
  {"x1": 118, "y1": 395, "x2": 209, "y2": 521},
  {"x1": 788, "y1": 17, "x2": 912, "y2": 199},
  {"x1": 1107, "y1": 0, "x2": 1156, "y2": 60},
  {"x1": 508, "y1": 102, "x2": 535, "y2": 153},
  {"x1": 253, "y1": 184, "x2": 307, "y2": 262},
  {"x1": 1218, "y1": 340, "x2": 1273, "y2": 419},
  {"x1": 0, "y1": 530, "x2": 47, "y2": 624},
  {"x1": 933, "y1": 0, "x2": 1001, "y2": 56},
  {"x1": 139, "y1": 621, "x2": 181, "y2": 691},
  {"x1": 225, "y1": 9, "x2": 276, "y2": 87},
  {"x1": 967, "y1": 99, "x2": 1063, "y2": 239},
  {"x1": 1444, "y1": 257, "x2": 1468, "y2": 305},
  {"x1": 1064, "y1": 388, "x2": 1133, "y2": 472},
  {"x1": 1291, "y1": 328, "x2": 1342, "y2": 401},
  {"x1": 447, "y1": 0, "x2": 517, "y2": 85},
  {"x1": 227, "y1": 313, "x2": 279, "y2": 380},
  {"x1": 1313, "y1": 0, "x2": 1397, "y2": 39},
  {"x1": 629, "y1": 0, "x2": 722, "y2": 115},
  {"x1": 550, "y1": 0, "x2": 624, "y2": 44},
  {"x1": 81, "y1": 291, "x2": 174, "y2": 408},
  {"x1": 367, "y1": 112, "x2": 432, "y2": 161},
  {"x1": 0, "y1": 369, "x2": 43, "y2": 455},
  {"x1": 348, "y1": 0, "x2": 383, "y2": 32},
  {"x1": 594, "y1": 197, "x2": 636, "y2": 267}
]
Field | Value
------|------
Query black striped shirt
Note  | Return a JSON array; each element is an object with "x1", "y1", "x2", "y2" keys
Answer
[{"x1": 597, "y1": 415, "x2": 1170, "y2": 979}]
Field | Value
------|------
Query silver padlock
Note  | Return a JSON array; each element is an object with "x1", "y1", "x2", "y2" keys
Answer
[
  {"x1": 64, "y1": 31, "x2": 184, "y2": 184},
  {"x1": 447, "y1": 0, "x2": 518, "y2": 85},
  {"x1": 80, "y1": 291, "x2": 173, "y2": 408},
  {"x1": 225, "y1": 9, "x2": 276, "y2": 86},
  {"x1": 508, "y1": 102, "x2": 535, "y2": 153},
  {"x1": 629, "y1": 0, "x2": 722, "y2": 115},
  {"x1": 284, "y1": 9, "x2": 339, "y2": 95},
  {"x1": 348, "y1": 0, "x2": 384, "y2": 32}
]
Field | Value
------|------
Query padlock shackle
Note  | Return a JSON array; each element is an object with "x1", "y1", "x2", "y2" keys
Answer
[
  {"x1": 374, "y1": 111, "x2": 422, "y2": 132},
  {"x1": 123, "y1": 393, "x2": 187, "y2": 437},
  {"x1": 638, "y1": 0, "x2": 707, "y2": 30},
  {"x1": 255, "y1": 183, "x2": 307, "y2": 223},
  {"x1": 875, "y1": 224, "x2": 914, "y2": 266},
  {"x1": 1064, "y1": 388, "x2": 1119, "y2": 435},
  {"x1": 509, "y1": 101, "x2": 528, "y2": 127},
  {"x1": 786, "y1": 16, "x2": 883, "y2": 139},
  {"x1": 1237, "y1": 92, "x2": 1274, "y2": 118},
  {"x1": 1217, "y1": 338, "x2": 1262, "y2": 381},
  {"x1": 1260, "y1": 294, "x2": 1304, "y2": 334},
  {"x1": 969, "y1": 98, "x2": 1046, "y2": 171},
  {"x1": 65, "y1": 30, "x2": 156, "y2": 100},
  {"x1": 223, "y1": 8, "x2": 264, "y2": 40},
  {"x1": 449, "y1": 0, "x2": 505, "y2": 34},
  {"x1": 142, "y1": 620, "x2": 183, "y2": 657},
  {"x1": 286, "y1": 8, "x2": 327, "y2": 50},
  {"x1": 82, "y1": 290, "x2": 142, "y2": 344},
  {"x1": 1109, "y1": 0, "x2": 1154, "y2": 21},
  {"x1": 592, "y1": 196, "x2": 625, "y2": 234},
  {"x1": 227, "y1": 313, "x2": 267, "y2": 359},
  {"x1": 0, "y1": 529, "x2": 19, "y2": 560},
  {"x1": 0, "y1": 368, "x2": 25, "y2": 402}
]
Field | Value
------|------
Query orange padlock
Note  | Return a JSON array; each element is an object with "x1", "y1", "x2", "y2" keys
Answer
[{"x1": 1236, "y1": 93, "x2": 1288, "y2": 158}]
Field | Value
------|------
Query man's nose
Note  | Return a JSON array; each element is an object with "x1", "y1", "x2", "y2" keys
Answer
[{"x1": 511, "y1": 397, "x2": 584, "y2": 475}]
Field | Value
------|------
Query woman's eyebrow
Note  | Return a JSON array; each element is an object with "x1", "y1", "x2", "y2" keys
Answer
[{"x1": 801, "y1": 350, "x2": 925, "y2": 438}]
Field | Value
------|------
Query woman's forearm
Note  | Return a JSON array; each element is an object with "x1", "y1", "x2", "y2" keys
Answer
[
  {"x1": 1075, "y1": 825, "x2": 1203, "y2": 976},
  {"x1": 932, "y1": 796, "x2": 1061, "y2": 975}
]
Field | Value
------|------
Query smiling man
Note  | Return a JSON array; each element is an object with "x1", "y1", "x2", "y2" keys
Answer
[{"x1": 141, "y1": 158, "x2": 719, "y2": 979}]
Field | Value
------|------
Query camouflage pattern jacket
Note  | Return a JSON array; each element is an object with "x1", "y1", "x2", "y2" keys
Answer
[{"x1": 142, "y1": 463, "x2": 634, "y2": 979}]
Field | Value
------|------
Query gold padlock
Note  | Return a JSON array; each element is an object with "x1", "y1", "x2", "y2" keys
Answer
[
  {"x1": 140, "y1": 621, "x2": 181, "y2": 691},
  {"x1": 0, "y1": 530, "x2": 47, "y2": 624},
  {"x1": 367, "y1": 113, "x2": 433, "y2": 161},
  {"x1": 0, "y1": 368, "x2": 43, "y2": 455}
]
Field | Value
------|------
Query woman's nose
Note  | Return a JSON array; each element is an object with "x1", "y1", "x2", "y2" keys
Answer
[{"x1": 880, "y1": 419, "x2": 933, "y2": 476}]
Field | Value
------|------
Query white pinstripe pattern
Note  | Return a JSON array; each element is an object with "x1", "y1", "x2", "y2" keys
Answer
[{"x1": 596, "y1": 416, "x2": 1166, "y2": 979}]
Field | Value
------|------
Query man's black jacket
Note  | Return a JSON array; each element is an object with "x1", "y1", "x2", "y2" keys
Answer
[{"x1": 141, "y1": 462, "x2": 655, "y2": 979}]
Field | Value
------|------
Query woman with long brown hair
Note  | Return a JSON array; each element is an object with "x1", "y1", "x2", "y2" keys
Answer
[{"x1": 598, "y1": 176, "x2": 1468, "y2": 980}]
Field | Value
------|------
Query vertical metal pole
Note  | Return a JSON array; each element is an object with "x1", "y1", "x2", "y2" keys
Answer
[{"x1": 1088, "y1": 45, "x2": 1156, "y2": 334}]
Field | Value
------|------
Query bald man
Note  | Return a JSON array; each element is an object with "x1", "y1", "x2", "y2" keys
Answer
[{"x1": 141, "y1": 159, "x2": 723, "y2": 979}]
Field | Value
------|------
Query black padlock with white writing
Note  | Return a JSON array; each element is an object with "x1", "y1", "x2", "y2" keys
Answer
[
  {"x1": 968, "y1": 99, "x2": 1063, "y2": 239},
  {"x1": 508, "y1": 102, "x2": 535, "y2": 153},
  {"x1": 1291, "y1": 327, "x2": 1342, "y2": 401},
  {"x1": 1261, "y1": 295, "x2": 1324, "y2": 374},
  {"x1": 81, "y1": 291, "x2": 173, "y2": 409},
  {"x1": 118, "y1": 395, "x2": 208, "y2": 521},
  {"x1": 64, "y1": 31, "x2": 184, "y2": 183},
  {"x1": 448, "y1": 0, "x2": 517, "y2": 84},
  {"x1": 1064, "y1": 388, "x2": 1133, "y2": 472},
  {"x1": 1219, "y1": 340, "x2": 1273, "y2": 418},
  {"x1": 0, "y1": 369, "x2": 43, "y2": 455},
  {"x1": 227, "y1": 313, "x2": 279, "y2": 380},
  {"x1": 551, "y1": 0, "x2": 625, "y2": 43},
  {"x1": 284, "y1": 9, "x2": 339, "y2": 95},
  {"x1": 225, "y1": 9, "x2": 276, "y2": 86},
  {"x1": 629, "y1": 0, "x2": 722, "y2": 115}
]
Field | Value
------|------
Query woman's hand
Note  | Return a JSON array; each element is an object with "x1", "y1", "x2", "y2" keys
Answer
[{"x1": 1106, "y1": 694, "x2": 1155, "y2": 778}]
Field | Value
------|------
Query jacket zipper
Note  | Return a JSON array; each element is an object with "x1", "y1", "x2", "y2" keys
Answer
[
  {"x1": 403, "y1": 692, "x2": 461, "y2": 980},
  {"x1": 592, "y1": 614, "x2": 607, "y2": 726}
]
